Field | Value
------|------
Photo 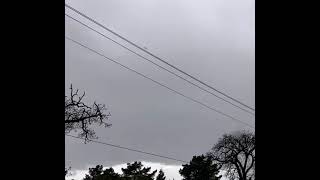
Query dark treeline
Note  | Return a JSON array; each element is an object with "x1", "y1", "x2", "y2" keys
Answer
[
  {"x1": 79, "y1": 161, "x2": 161, "y2": 180},
  {"x1": 65, "y1": 130, "x2": 255, "y2": 180},
  {"x1": 65, "y1": 86, "x2": 255, "y2": 180}
]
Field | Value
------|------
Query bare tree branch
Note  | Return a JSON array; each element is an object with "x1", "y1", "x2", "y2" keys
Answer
[{"x1": 65, "y1": 84, "x2": 111, "y2": 142}]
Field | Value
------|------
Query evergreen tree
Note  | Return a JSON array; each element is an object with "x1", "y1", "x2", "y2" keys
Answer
[
  {"x1": 83, "y1": 165, "x2": 103, "y2": 180},
  {"x1": 100, "y1": 168, "x2": 121, "y2": 180},
  {"x1": 83, "y1": 165, "x2": 121, "y2": 180},
  {"x1": 156, "y1": 169, "x2": 166, "y2": 180},
  {"x1": 179, "y1": 155, "x2": 221, "y2": 180},
  {"x1": 121, "y1": 161, "x2": 157, "y2": 180}
]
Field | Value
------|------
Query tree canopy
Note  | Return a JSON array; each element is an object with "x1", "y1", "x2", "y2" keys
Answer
[
  {"x1": 179, "y1": 155, "x2": 221, "y2": 180},
  {"x1": 83, "y1": 165, "x2": 120, "y2": 180},
  {"x1": 156, "y1": 169, "x2": 166, "y2": 180},
  {"x1": 122, "y1": 161, "x2": 157, "y2": 180},
  {"x1": 81, "y1": 162, "x2": 161, "y2": 180},
  {"x1": 207, "y1": 131, "x2": 255, "y2": 180}
]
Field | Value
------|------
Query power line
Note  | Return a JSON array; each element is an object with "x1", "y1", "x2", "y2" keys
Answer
[
  {"x1": 66, "y1": 134, "x2": 188, "y2": 163},
  {"x1": 65, "y1": 36, "x2": 254, "y2": 129},
  {"x1": 65, "y1": 13, "x2": 254, "y2": 116},
  {"x1": 65, "y1": 3, "x2": 255, "y2": 112}
]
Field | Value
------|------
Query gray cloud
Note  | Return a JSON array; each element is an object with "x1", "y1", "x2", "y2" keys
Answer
[{"x1": 65, "y1": 0, "x2": 255, "y2": 170}]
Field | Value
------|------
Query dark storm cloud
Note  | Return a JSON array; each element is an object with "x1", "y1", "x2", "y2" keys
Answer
[{"x1": 65, "y1": 0, "x2": 254, "y2": 169}]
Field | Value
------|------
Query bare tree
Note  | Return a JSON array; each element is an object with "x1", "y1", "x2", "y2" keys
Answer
[
  {"x1": 207, "y1": 131, "x2": 255, "y2": 180},
  {"x1": 65, "y1": 84, "x2": 111, "y2": 142}
]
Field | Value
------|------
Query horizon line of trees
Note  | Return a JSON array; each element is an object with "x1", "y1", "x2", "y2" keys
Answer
[
  {"x1": 65, "y1": 86, "x2": 255, "y2": 180},
  {"x1": 66, "y1": 130, "x2": 255, "y2": 180}
]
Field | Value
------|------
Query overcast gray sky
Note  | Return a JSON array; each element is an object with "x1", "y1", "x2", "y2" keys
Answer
[{"x1": 65, "y1": 0, "x2": 254, "y2": 179}]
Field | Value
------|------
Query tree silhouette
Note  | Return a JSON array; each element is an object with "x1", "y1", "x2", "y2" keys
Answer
[
  {"x1": 83, "y1": 165, "x2": 121, "y2": 180},
  {"x1": 121, "y1": 161, "x2": 157, "y2": 180},
  {"x1": 207, "y1": 131, "x2": 255, "y2": 180},
  {"x1": 65, "y1": 167, "x2": 69, "y2": 176},
  {"x1": 83, "y1": 165, "x2": 104, "y2": 180},
  {"x1": 156, "y1": 169, "x2": 166, "y2": 180},
  {"x1": 101, "y1": 167, "x2": 121, "y2": 179},
  {"x1": 82, "y1": 162, "x2": 159, "y2": 180},
  {"x1": 65, "y1": 84, "x2": 111, "y2": 142},
  {"x1": 179, "y1": 155, "x2": 221, "y2": 180},
  {"x1": 65, "y1": 166, "x2": 72, "y2": 179}
]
